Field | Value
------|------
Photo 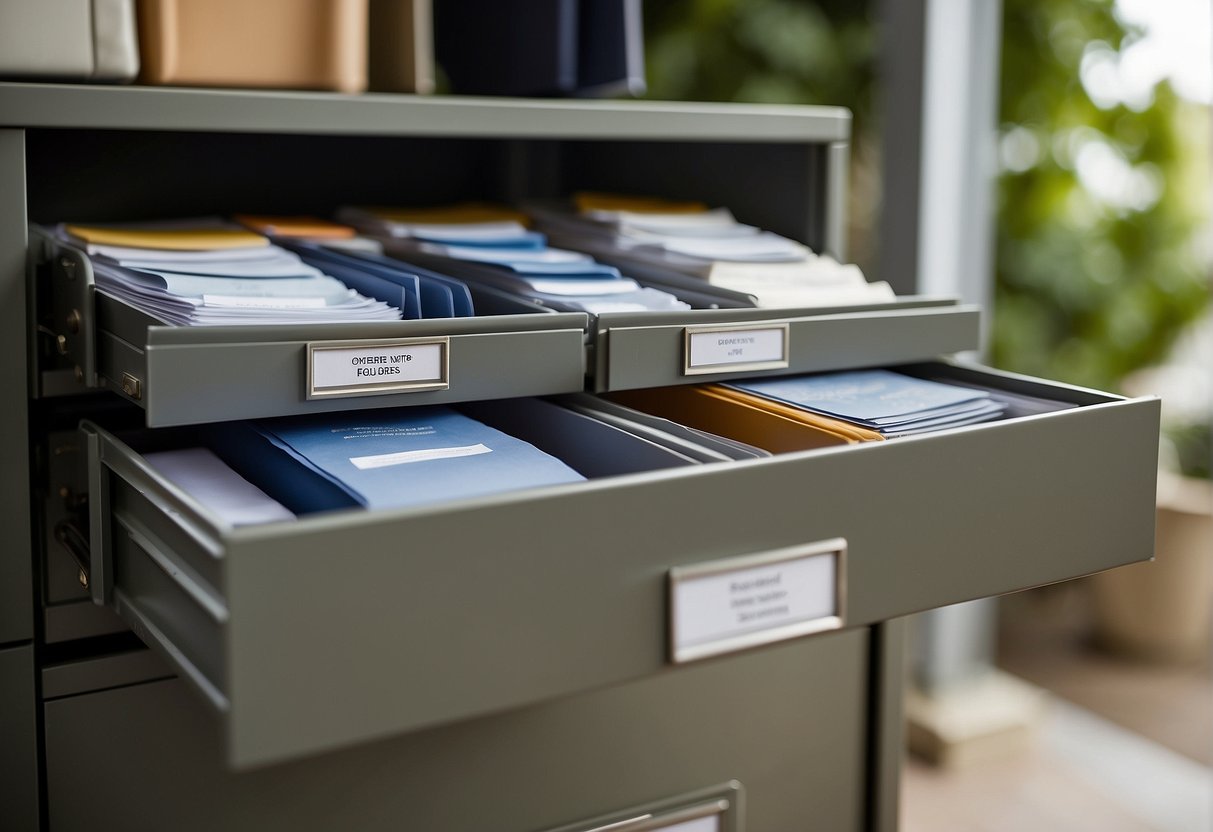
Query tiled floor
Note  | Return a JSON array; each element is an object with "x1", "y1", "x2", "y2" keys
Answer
[{"x1": 901, "y1": 583, "x2": 1213, "y2": 832}]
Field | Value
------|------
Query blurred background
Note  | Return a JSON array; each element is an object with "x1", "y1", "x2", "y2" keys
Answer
[{"x1": 644, "y1": 1, "x2": 1212, "y2": 829}]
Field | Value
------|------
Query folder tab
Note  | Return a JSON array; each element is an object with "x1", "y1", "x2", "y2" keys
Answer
[
  {"x1": 63, "y1": 224, "x2": 268, "y2": 251},
  {"x1": 233, "y1": 215, "x2": 356, "y2": 239}
]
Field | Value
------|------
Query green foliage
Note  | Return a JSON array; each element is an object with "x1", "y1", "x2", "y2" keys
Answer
[
  {"x1": 1167, "y1": 421, "x2": 1212, "y2": 479},
  {"x1": 643, "y1": 0, "x2": 880, "y2": 267},
  {"x1": 647, "y1": 0, "x2": 1212, "y2": 396},
  {"x1": 994, "y1": 0, "x2": 1211, "y2": 391},
  {"x1": 645, "y1": 0, "x2": 876, "y2": 126}
]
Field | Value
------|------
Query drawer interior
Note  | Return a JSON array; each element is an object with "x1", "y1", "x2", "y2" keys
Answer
[
  {"x1": 80, "y1": 362, "x2": 1158, "y2": 767},
  {"x1": 31, "y1": 230, "x2": 593, "y2": 426},
  {"x1": 123, "y1": 396, "x2": 709, "y2": 521},
  {"x1": 602, "y1": 361, "x2": 1088, "y2": 454},
  {"x1": 113, "y1": 360, "x2": 1101, "y2": 528},
  {"x1": 32, "y1": 227, "x2": 984, "y2": 428}
]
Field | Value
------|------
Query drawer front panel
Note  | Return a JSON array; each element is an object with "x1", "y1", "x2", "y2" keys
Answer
[
  {"x1": 84, "y1": 371, "x2": 1158, "y2": 767},
  {"x1": 595, "y1": 303, "x2": 980, "y2": 391},
  {"x1": 36, "y1": 233, "x2": 591, "y2": 427},
  {"x1": 45, "y1": 635, "x2": 868, "y2": 831},
  {"x1": 137, "y1": 326, "x2": 587, "y2": 426}
]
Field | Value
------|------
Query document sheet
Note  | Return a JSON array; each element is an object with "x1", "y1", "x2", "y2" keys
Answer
[
  {"x1": 728, "y1": 370, "x2": 1009, "y2": 436},
  {"x1": 530, "y1": 193, "x2": 898, "y2": 309},
  {"x1": 339, "y1": 204, "x2": 692, "y2": 313},
  {"x1": 56, "y1": 219, "x2": 402, "y2": 325}
]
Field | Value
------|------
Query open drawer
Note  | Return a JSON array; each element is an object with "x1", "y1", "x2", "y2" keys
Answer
[
  {"x1": 31, "y1": 230, "x2": 589, "y2": 426},
  {"x1": 81, "y1": 363, "x2": 1158, "y2": 768},
  {"x1": 590, "y1": 300, "x2": 980, "y2": 392}
]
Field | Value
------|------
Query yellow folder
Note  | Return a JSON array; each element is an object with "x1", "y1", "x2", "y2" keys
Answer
[
  {"x1": 233, "y1": 215, "x2": 355, "y2": 239},
  {"x1": 607, "y1": 384, "x2": 884, "y2": 453},
  {"x1": 64, "y1": 224, "x2": 267, "y2": 251},
  {"x1": 574, "y1": 192, "x2": 709, "y2": 215}
]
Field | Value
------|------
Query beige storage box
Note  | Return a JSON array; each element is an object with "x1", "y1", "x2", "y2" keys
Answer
[
  {"x1": 0, "y1": 0, "x2": 139, "y2": 81},
  {"x1": 137, "y1": 0, "x2": 367, "y2": 92}
]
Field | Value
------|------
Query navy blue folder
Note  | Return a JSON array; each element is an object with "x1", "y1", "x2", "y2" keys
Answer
[
  {"x1": 435, "y1": 0, "x2": 579, "y2": 96},
  {"x1": 298, "y1": 253, "x2": 422, "y2": 319},
  {"x1": 209, "y1": 407, "x2": 586, "y2": 514},
  {"x1": 291, "y1": 243, "x2": 475, "y2": 318},
  {"x1": 339, "y1": 250, "x2": 475, "y2": 318}
]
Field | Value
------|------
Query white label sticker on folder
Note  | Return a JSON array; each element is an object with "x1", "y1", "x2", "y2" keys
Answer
[
  {"x1": 307, "y1": 337, "x2": 450, "y2": 399},
  {"x1": 668, "y1": 539, "x2": 845, "y2": 663},
  {"x1": 350, "y1": 443, "x2": 491, "y2": 470},
  {"x1": 684, "y1": 323, "x2": 789, "y2": 375}
]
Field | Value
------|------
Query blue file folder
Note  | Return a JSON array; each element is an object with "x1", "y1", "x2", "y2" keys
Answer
[
  {"x1": 291, "y1": 243, "x2": 475, "y2": 318},
  {"x1": 298, "y1": 254, "x2": 423, "y2": 320},
  {"x1": 210, "y1": 407, "x2": 586, "y2": 514}
]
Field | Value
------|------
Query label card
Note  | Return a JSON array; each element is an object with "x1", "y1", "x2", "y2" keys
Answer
[
  {"x1": 683, "y1": 323, "x2": 790, "y2": 375},
  {"x1": 307, "y1": 337, "x2": 449, "y2": 399},
  {"x1": 668, "y1": 539, "x2": 845, "y2": 663}
]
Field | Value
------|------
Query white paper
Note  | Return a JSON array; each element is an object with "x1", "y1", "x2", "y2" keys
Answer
[
  {"x1": 420, "y1": 244, "x2": 591, "y2": 265},
  {"x1": 400, "y1": 221, "x2": 530, "y2": 240},
  {"x1": 144, "y1": 448, "x2": 294, "y2": 526},
  {"x1": 89, "y1": 254, "x2": 401, "y2": 326},
  {"x1": 656, "y1": 234, "x2": 807, "y2": 262},
  {"x1": 203, "y1": 295, "x2": 328, "y2": 309},
  {"x1": 521, "y1": 276, "x2": 642, "y2": 296}
]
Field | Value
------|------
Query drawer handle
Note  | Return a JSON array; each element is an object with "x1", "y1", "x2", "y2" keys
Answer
[
  {"x1": 582, "y1": 815, "x2": 652, "y2": 832},
  {"x1": 115, "y1": 515, "x2": 229, "y2": 625},
  {"x1": 112, "y1": 589, "x2": 230, "y2": 714},
  {"x1": 83, "y1": 424, "x2": 112, "y2": 606},
  {"x1": 52, "y1": 519, "x2": 91, "y2": 591},
  {"x1": 576, "y1": 799, "x2": 731, "y2": 832}
]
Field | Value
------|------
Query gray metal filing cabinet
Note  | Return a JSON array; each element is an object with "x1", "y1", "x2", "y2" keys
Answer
[{"x1": 0, "y1": 83, "x2": 1159, "y2": 831}]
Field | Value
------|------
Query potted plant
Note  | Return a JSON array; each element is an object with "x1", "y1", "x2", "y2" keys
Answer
[{"x1": 1091, "y1": 338, "x2": 1213, "y2": 662}]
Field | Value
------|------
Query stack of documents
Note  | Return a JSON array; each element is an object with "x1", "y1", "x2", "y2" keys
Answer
[
  {"x1": 531, "y1": 193, "x2": 896, "y2": 309},
  {"x1": 285, "y1": 242, "x2": 477, "y2": 319},
  {"x1": 56, "y1": 220, "x2": 401, "y2": 326},
  {"x1": 339, "y1": 204, "x2": 691, "y2": 314},
  {"x1": 230, "y1": 215, "x2": 477, "y2": 318},
  {"x1": 727, "y1": 370, "x2": 1008, "y2": 437},
  {"x1": 210, "y1": 406, "x2": 588, "y2": 514}
]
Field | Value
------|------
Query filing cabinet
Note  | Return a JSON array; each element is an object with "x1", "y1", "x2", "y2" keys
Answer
[
  {"x1": 43, "y1": 636, "x2": 867, "y2": 832},
  {"x1": 0, "y1": 83, "x2": 1158, "y2": 830}
]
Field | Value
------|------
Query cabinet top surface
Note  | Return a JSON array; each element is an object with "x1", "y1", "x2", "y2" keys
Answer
[{"x1": 0, "y1": 82, "x2": 850, "y2": 142}]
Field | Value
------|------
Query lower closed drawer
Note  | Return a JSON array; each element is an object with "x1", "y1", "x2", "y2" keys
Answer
[
  {"x1": 82, "y1": 361, "x2": 1159, "y2": 767},
  {"x1": 45, "y1": 636, "x2": 869, "y2": 832}
]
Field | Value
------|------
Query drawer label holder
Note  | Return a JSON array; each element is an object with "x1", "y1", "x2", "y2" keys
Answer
[
  {"x1": 306, "y1": 336, "x2": 450, "y2": 399},
  {"x1": 683, "y1": 322, "x2": 790, "y2": 375},
  {"x1": 668, "y1": 538, "x2": 845, "y2": 663}
]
